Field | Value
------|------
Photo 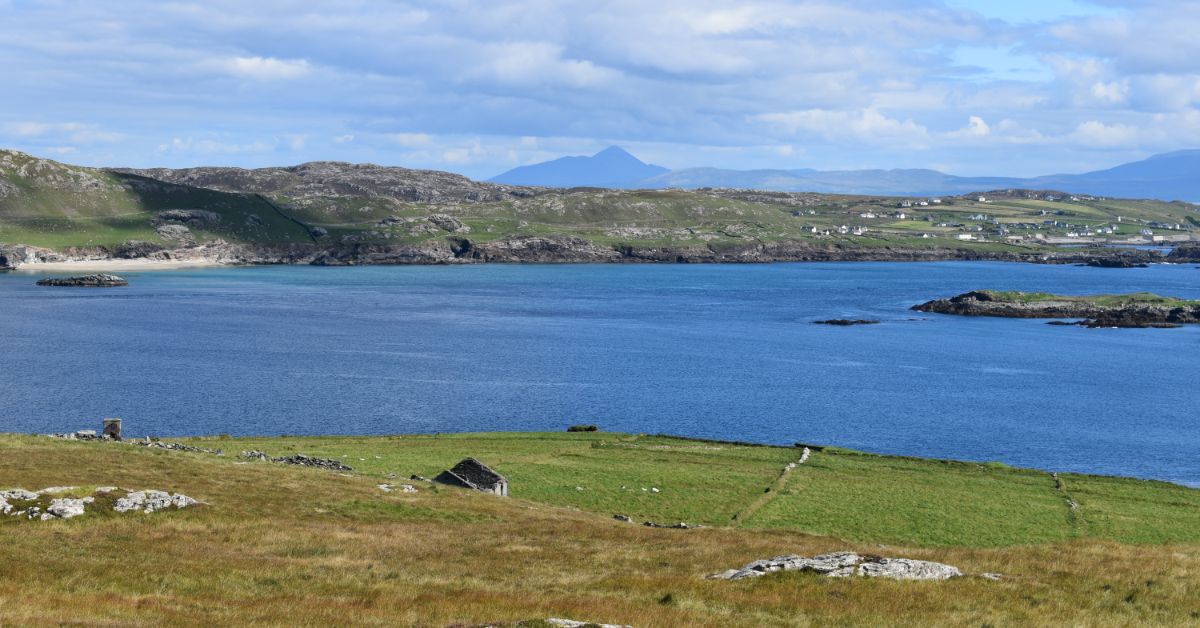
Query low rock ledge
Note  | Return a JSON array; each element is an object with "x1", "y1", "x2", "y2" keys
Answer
[{"x1": 708, "y1": 551, "x2": 962, "y2": 581}]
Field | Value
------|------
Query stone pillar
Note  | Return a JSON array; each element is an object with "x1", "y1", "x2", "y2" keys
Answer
[{"x1": 102, "y1": 418, "x2": 122, "y2": 441}]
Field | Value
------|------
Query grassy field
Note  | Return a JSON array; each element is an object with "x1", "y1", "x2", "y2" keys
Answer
[{"x1": 2, "y1": 431, "x2": 1197, "y2": 626}]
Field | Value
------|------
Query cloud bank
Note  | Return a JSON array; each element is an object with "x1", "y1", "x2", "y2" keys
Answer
[{"x1": 1, "y1": 0, "x2": 1198, "y2": 177}]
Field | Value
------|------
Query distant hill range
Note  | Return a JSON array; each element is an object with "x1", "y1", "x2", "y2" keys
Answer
[{"x1": 491, "y1": 147, "x2": 1200, "y2": 202}]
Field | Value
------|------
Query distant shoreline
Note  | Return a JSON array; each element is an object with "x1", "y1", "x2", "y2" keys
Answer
[
  {"x1": 2, "y1": 238, "x2": 1194, "y2": 271},
  {"x1": 9, "y1": 258, "x2": 230, "y2": 273}
]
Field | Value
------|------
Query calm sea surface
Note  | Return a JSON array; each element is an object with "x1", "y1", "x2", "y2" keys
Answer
[{"x1": 1, "y1": 262, "x2": 1197, "y2": 485}]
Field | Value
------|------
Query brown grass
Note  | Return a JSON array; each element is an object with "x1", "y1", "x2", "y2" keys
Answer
[{"x1": 0, "y1": 435, "x2": 1197, "y2": 627}]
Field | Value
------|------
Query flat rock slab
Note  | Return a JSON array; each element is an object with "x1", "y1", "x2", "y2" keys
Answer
[{"x1": 709, "y1": 552, "x2": 962, "y2": 581}]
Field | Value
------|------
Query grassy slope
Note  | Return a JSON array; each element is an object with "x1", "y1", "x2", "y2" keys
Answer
[
  {"x1": 3, "y1": 151, "x2": 1197, "y2": 253},
  {"x1": 0, "y1": 153, "x2": 311, "y2": 248},
  {"x1": 4, "y1": 432, "x2": 1196, "y2": 626},
  {"x1": 981, "y1": 291, "x2": 1200, "y2": 307}
]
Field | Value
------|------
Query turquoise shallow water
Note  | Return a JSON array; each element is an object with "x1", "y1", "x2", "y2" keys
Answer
[{"x1": 1, "y1": 261, "x2": 1197, "y2": 485}]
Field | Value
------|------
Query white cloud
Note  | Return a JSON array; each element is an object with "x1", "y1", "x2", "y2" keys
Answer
[
  {"x1": 5, "y1": 121, "x2": 122, "y2": 143},
  {"x1": 754, "y1": 108, "x2": 929, "y2": 145},
  {"x1": 387, "y1": 133, "x2": 433, "y2": 147},
  {"x1": 222, "y1": 56, "x2": 311, "y2": 80},
  {"x1": 476, "y1": 42, "x2": 618, "y2": 88},
  {"x1": 158, "y1": 136, "x2": 278, "y2": 154},
  {"x1": 0, "y1": 1, "x2": 1197, "y2": 175},
  {"x1": 1071, "y1": 120, "x2": 1139, "y2": 149},
  {"x1": 962, "y1": 116, "x2": 990, "y2": 137}
]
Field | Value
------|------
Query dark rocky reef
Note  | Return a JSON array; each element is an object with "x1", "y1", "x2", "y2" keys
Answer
[
  {"x1": 1166, "y1": 243, "x2": 1200, "y2": 263},
  {"x1": 812, "y1": 319, "x2": 881, "y2": 326},
  {"x1": 1082, "y1": 258, "x2": 1149, "y2": 268},
  {"x1": 914, "y1": 291, "x2": 1200, "y2": 328},
  {"x1": 35, "y1": 274, "x2": 128, "y2": 287}
]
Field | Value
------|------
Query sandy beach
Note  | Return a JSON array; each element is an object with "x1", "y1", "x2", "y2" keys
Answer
[{"x1": 13, "y1": 258, "x2": 230, "y2": 273}]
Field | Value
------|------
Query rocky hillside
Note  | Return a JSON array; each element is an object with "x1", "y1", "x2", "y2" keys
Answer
[
  {"x1": 2, "y1": 149, "x2": 1198, "y2": 268},
  {"x1": 119, "y1": 161, "x2": 538, "y2": 205}
]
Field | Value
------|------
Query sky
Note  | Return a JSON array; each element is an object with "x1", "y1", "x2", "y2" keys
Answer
[{"x1": 1, "y1": 0, "x2": 1199, "y2": 179}]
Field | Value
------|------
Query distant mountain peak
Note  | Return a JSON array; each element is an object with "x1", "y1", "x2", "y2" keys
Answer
[
  {"x1": 489, "y1": 145, "x2": 668, "y2": 188},
  {"x1": 593, "y1": 145, "x2": 637, "y2": 159}
]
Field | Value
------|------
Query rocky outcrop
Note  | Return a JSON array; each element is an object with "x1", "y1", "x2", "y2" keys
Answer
[
  {"x1": 0, "y1": 244, "x2": 60, "y2": 269},
  {"x1": 546, "y1": 619, "x2": 631, "y2": 628},
  {"x1": 1, "y1": 487, "x2": 199, "y2": 520},
  {"x1": 469, "y1": 235, "x2": 622, "y2": 263},
  {"x1": 35, "y1": 274, "x2": 128, "y2": 287},
  {"x1": 155, "y1": 224, "x2": 196, "y2": 243},
  {"x1": 427, "y1": 213, "x2": 469, "y2": 233},
  {"x1": 117, "y1": 161, "x2": 539, "y2": 205},
  {"x1": 1083, "y1": 258, "x2": 1148, "y2": 268},
  {"x1": 708, "y1": 552, "x2": 962, "y2": 581},
  {"x1": 151, "y1": 209, "x2": 222, "y2": 228},
  {"x1": 1166, "y1": 243, "x2": 1200, "y2": 263},
  {"x1": 239, "y1": 451, "x2": 353, "y2": 471},
  {"x1": 914, "y1": 291, "x2": 1200, "y2": 328},
  {"x1": 133, "y1": 439, "x2": 223, "y2": 455},
  {"x1": 114, "y1": 490, "x2": 199, "y2": 514},
  {"x1": 113, "y1": 240, "x2": 166, "y2": 259}
]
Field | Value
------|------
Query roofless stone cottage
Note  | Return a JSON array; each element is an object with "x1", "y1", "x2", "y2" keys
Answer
[{"x1": 433, "y1": 458, "x2": 508, "y2": 496}]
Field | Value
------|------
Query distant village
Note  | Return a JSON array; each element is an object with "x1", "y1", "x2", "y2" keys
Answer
[{"x1": 788, "y1": 190, "x2": 1196, "y2": 246}]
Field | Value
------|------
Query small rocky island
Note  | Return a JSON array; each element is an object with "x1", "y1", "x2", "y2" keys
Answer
[
  {"x1": 35, "y1": 274, "x2": 128, "y2": 287},
  {"x1": 914, "y1": 290, "x2": 1200, "y2": 328}
]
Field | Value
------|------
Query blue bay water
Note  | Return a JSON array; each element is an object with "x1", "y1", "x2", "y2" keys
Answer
[{"x1": 1, "y1": 262, "x2": 1197, "y2": 485}]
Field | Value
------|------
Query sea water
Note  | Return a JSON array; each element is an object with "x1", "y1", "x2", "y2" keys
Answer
[{"x1": 1, "y1": 261, "x2": 1196, "y2": 485}]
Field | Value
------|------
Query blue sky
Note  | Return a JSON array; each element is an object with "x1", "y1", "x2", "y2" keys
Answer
[{"x1": 1, "y1": 0, "x2": 1198, "y2": 178}]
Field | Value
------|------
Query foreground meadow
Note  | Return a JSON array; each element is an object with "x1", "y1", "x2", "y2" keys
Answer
[{"x1": 1, "y1": 431, "x2": 1197, "y2": 626}]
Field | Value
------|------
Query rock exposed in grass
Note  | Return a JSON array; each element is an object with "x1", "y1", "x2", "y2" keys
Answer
[
  {"x1": 35, "y1": 274, "x2": 128, "y2": 287},
  {"x1": 239, "y1": 450, "x2": 353, "y2": 471},
  {"x1": 708, "y1": 552, "x2": 962, "y2": 581},
  {"x1": 643, "y1": 520, "x2": 695, "y2": 529},
  {"x1": 547, "y1": 619, "x2": 632, "y2": 628},
  {"x1": 113, "y1": 490, "x2": 199, "y2": 514},
  {"x1": 135, "y1": 439, "x2": 223, "y2": 455},
  {"x1": 2, "y1": 487, "x2": 199, "y2": 520},
  {"x1": 44, "y1": 497, "x2": 90, "y2": 520}
]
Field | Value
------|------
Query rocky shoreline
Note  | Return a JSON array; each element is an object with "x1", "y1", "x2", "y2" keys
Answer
[
  {"x1": 3, "y1": 237, "x2": 1194, "y2": 270},
  {"x1": 914, "y1": 290, "x2": 1200, "y2": 328}
]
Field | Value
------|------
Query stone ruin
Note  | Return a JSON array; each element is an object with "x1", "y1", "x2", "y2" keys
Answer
[{"x1": 433, "y1": 458, "x2": 508, "y2": 496}]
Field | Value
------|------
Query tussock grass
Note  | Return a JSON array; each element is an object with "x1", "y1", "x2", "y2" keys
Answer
[{"x1": 0, "y1": 433, "x2": 1197, "y2": 626}]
